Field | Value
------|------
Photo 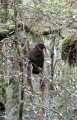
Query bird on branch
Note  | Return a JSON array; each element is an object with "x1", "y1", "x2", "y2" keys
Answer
[{"x1": 27, "y1": 42, "x2": 46, "y2": 74}]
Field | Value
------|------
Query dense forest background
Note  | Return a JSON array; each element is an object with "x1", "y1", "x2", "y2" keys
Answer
[{"x1": 0, "y1": 0, "x2": 77, "y2": 120}]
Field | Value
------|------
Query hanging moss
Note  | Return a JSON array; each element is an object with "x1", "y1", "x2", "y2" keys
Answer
[
  {"x1": 17, "y1": 21, "x2": 24, "y2": 28},
  {"x1": 62, "y1": 35, "x2": 74, "y2": 59},
  {"x1": 61, "y1": 34, "x2": 77, "y2": 66}
]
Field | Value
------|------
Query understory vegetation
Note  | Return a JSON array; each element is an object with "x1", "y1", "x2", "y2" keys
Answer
[{"x1": 0, "y1": 0, "x2": 77, "y2": 120}]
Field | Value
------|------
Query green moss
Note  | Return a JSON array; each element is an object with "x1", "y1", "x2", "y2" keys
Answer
[
  {"x1": 53, "y1": 26, "x2": 62, "y2": 33},
  {"x1": 7, "y1": 22, "x2": 14, "y2": 29},
  {"x1": 8, "y1": 22, "x2": 14, "y2": 26},
  {"x1": 18, "y1": 0, "x2": 22, "y2": 4},
  {"x1": 17, "y1": 21, "x2": 23, "y2": 28},
  {"x1": 0, "y1": 29, "x2": 9, "y2": 38},
  {"x1": 61, "y1": 34, "x2": 75, "y2": 60},
  {"x1": 9, "y1": 25, "x2": 15, "y2": 32}
]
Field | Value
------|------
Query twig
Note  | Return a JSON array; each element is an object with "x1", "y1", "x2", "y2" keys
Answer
[
  {"x1": 50, "y1": 108, "x2": 66, "y2": 120},
  {"x1": 0, "y1": 58, "x2": 7, "y2": 66}
]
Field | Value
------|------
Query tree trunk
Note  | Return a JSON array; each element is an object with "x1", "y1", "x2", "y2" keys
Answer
[{"x1": 1, "y1": 0, "x2": 8, "y2": 23}]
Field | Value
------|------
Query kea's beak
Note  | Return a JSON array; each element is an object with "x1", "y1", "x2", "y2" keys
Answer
[
  {"x1": 43, "y1": 45, "x2": 47, "y2": 53},
  {"x1": 44, "y1": 46, "x2": 46, "y2": 49},
  {"x1": 44, "y1": 45, "x2": 46, "y2": 49}
]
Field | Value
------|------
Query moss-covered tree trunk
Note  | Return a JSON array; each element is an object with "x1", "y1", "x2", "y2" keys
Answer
[{"x1": 1, "y1": 0, "x2": 8, "y2": 23}]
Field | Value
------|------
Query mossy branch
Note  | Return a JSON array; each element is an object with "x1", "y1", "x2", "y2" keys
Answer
[{"x1": 0, "y1": 21, "x2": 62, "y2": 41}]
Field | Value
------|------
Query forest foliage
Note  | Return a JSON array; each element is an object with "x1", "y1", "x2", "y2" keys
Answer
[{"x1": 0, "y1": 0, "x2": 77, "y2": 120}]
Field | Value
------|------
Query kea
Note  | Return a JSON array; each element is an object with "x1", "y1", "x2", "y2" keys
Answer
[{"x1": 28, "y1": 42, "x2": 46, "y2": 74}]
